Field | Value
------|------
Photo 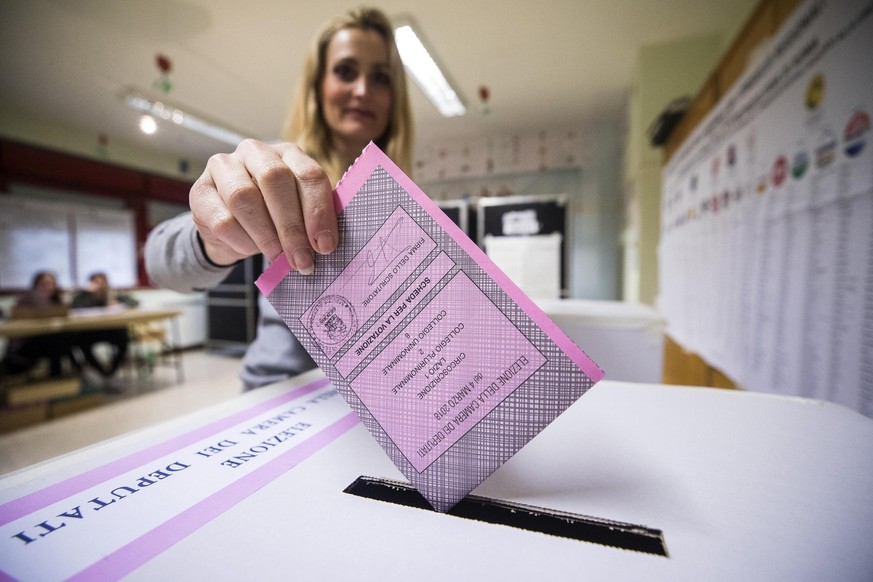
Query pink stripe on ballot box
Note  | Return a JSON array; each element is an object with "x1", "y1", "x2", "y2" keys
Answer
[
  {"x1": 0, "y1": 377, "x2": 361, "y2": 581},
  {"x1": 0, "y1": 378, "x2": 332, "y2": 526},
  {"x1": 66, "y1": 412, "x2": 359, "y2": 582}
]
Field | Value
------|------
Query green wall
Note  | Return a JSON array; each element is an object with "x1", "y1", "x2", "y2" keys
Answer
[{"x1": 624, "y1": 35, "x2": 726, "y2": 304}]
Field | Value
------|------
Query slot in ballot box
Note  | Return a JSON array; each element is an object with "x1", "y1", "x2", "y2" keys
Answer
[
  {"x1": 1, "y1": 369, "x2": 871, "y2": 581},
  {"x1": 534, "y1": 299, "x2": 666, "y2": 383}
]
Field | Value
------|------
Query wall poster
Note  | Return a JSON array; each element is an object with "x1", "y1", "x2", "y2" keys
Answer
[{"x1": 659, "y1": 0, "x2": 873, "y2": 416}]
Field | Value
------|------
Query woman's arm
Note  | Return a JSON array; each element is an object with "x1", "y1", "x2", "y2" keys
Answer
[{"x1": 144, "y1": 211, "x2": 235, "y2": 293}]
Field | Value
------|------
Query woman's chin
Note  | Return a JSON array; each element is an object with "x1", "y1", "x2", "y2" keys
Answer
[
  {"x1": 338, "y1": 131, "x2": 381, "y2": 150},
  {"x1": 341, "y1": 120, "x2": 385, "y2": 141}
]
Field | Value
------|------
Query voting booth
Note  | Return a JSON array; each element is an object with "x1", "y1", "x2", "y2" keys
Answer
[
  {"x1": 435, "y1": 199, "x2": 476, "y2": 244},
  {"x1": 206, "y1": 255, "x2": 262, "y2": 351},
  {"x1": 535, "y1": 299, "x2": 666, "y2": 383},
  {"x1": 485, "y1": 233, "x2": 563, "y2": 300},
  {"x1": 477, "y1": 194, "x2": 568, "y2": 297}
]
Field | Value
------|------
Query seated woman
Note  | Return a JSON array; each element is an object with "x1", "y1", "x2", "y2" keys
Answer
[
  {"x1": 72, "y1": 272, "x2": 133, "y2": 389},
  {"x1": 3, "y1": 271, "x2": 76, "y2": 377}
]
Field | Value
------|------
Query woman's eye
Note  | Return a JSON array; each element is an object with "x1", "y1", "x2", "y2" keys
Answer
[
  {"x1": 333, "y1": 63, "x2": 357, "y2": 82},
  {"x1": 372, "y1": 71, "x2": 392, "y2": 86},
  {"x1": 372, "y1": 71, "x2": 391, "y2": 86}
]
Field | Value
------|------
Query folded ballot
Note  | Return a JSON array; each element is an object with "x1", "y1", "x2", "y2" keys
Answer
[{"x1": 257, "y1": 143, "x2": 603, "y2": 511}]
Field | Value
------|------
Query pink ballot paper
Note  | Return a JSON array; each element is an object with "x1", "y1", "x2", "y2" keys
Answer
[{"x1": 256, "y1": 143, "x2": 604, "y2": 512}]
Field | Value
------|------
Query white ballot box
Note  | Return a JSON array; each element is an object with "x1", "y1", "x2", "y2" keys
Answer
[
  {"x1": 535, "y1": 299, "x2": 666, "y2": 383},
  {"x1": 1, "y1": 370, "x2": 872, "y2": 581}
]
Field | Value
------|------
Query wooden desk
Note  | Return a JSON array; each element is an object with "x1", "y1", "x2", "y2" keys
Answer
[
  {"x1": 0, "y1": 309, "x2": 185, "y2": 394},
  {"x1": 0, "y1": 309, "x2": 181, "y2": 340}
]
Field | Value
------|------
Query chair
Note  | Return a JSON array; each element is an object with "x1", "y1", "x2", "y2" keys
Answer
[{"x1": 126, "y1": 321, "x2": 184, "y2": 384}]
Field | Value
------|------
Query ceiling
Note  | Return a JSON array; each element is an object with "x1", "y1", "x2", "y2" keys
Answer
[{"x1": 0, "y1": 0, "x2": 757, "y2": 164}]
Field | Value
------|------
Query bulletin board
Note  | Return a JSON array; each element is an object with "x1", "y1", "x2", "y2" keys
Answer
[
  {"x1": 0, "y1": 197, "x2": 137, "y2": 290},
  {"x1": 659, "y1": 0, "x2": 873, "y2": 416}
]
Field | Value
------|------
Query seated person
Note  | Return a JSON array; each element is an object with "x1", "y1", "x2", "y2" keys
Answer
[
  {"x1": 71, "y1": 272, "x2": 136, "y2": 388},
  {"x1": 2, "y1": 271, "x2": 76, "y2": 377}
]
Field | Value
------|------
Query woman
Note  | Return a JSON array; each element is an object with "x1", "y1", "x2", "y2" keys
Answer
[
  {"x1": 17, "y1": 271, "x2": 63, "y2": 308},
  {"x1": 146, "y1": 7, "x2": 413, "y2": 390},
  {"x1": 4, "y1": 271, "x2": 74, "y2": 377},
  {"x1": 72, "y1": 272, "x2": 133, "y2": 385}
]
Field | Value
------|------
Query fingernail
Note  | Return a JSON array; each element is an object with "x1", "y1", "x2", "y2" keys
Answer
[
  {"x1": 292, "y1": 247, "x2": 314, "y2": 275},
  {"x1": 314, "y1": 230, "x2": 337, "y2": 254}
]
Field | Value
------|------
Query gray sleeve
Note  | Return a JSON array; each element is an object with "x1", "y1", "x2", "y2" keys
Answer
[
  {"x1": 144, "y1": 211, "x2": 235, "y2": 293},
  {"x1": 239, "y1": 294, "x2": 316, "y2": 391}
]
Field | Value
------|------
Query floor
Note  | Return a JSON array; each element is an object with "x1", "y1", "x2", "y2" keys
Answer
[{"x1": 0, "y1": 349, "x2": 244, "y2": 476}]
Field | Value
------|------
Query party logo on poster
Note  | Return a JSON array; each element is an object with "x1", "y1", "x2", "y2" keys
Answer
[
  {"x1": 792, "y1": 150, "x2": 809, "y2": 179},
  {"x1": 844, "y1": 110, "x2": 870, "y2": 157},
  {"x1": 756, "y1": 174, "x2": 768, "y2": 194},
  {"x1": 772, "y1": 156, "x2": 788, "y2": 187},
  {"x1": 805, "y1": 74, "x2": 825, "y2": 110},
  {"x1": 816, "y1": 130, "x2": 837, "y2": 168}
]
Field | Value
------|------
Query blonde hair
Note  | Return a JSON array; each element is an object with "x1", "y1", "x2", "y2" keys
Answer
[{"x1": 283, "y1": 7, "x2": 414, "y2": 185}]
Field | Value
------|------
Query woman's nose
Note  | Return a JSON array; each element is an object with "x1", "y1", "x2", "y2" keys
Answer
[{"x1": 352, "y1": 76, "x2": 369, "y2": 96}]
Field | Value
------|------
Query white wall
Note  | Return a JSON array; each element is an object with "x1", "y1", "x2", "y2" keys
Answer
[{"x1": 416, "y1": 121, "x2": 624, "y2": 300}]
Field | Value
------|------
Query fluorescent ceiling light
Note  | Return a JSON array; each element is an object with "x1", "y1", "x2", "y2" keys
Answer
[
  {"x1": 121, "y1": 88, "x2": 247, "y2": 146},
  {"x1": 394, "y1": 24, "x2": 465, "y2": 117},
  {"x1": 139, "y1": 114, "x2": 157, "y2": 135}
]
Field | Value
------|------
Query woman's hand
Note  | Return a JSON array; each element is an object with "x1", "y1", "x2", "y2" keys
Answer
[{"x1": 189, "y1": 139, "x2": 339, "y2": 274}]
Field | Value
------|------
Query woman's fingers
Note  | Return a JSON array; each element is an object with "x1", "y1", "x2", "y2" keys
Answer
[
  {"x1": 243, "y1": 141, "x2": 313, "y2": 273},
  {"x1": 190, "y1": 163, "x2": 261, "y2": 265},
  {"x1": 189, "y1": 140, "x2": 338, "y2": 274},
  {"x1": 276, "y1": 143, "x2": 339, "y2": 254}
]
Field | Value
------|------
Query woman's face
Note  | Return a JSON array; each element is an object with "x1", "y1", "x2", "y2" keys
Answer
[
  {"x1": 34, "y1": 274, "x2": 57, "y2": 299},
  {"x1": 320, "y1": 27, "x2": 393, "y2": 154}
]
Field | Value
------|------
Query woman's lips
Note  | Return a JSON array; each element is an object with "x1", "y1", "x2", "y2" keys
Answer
[{"x1": 344, "y1": 108, "x2": 375, "y2": 119}]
